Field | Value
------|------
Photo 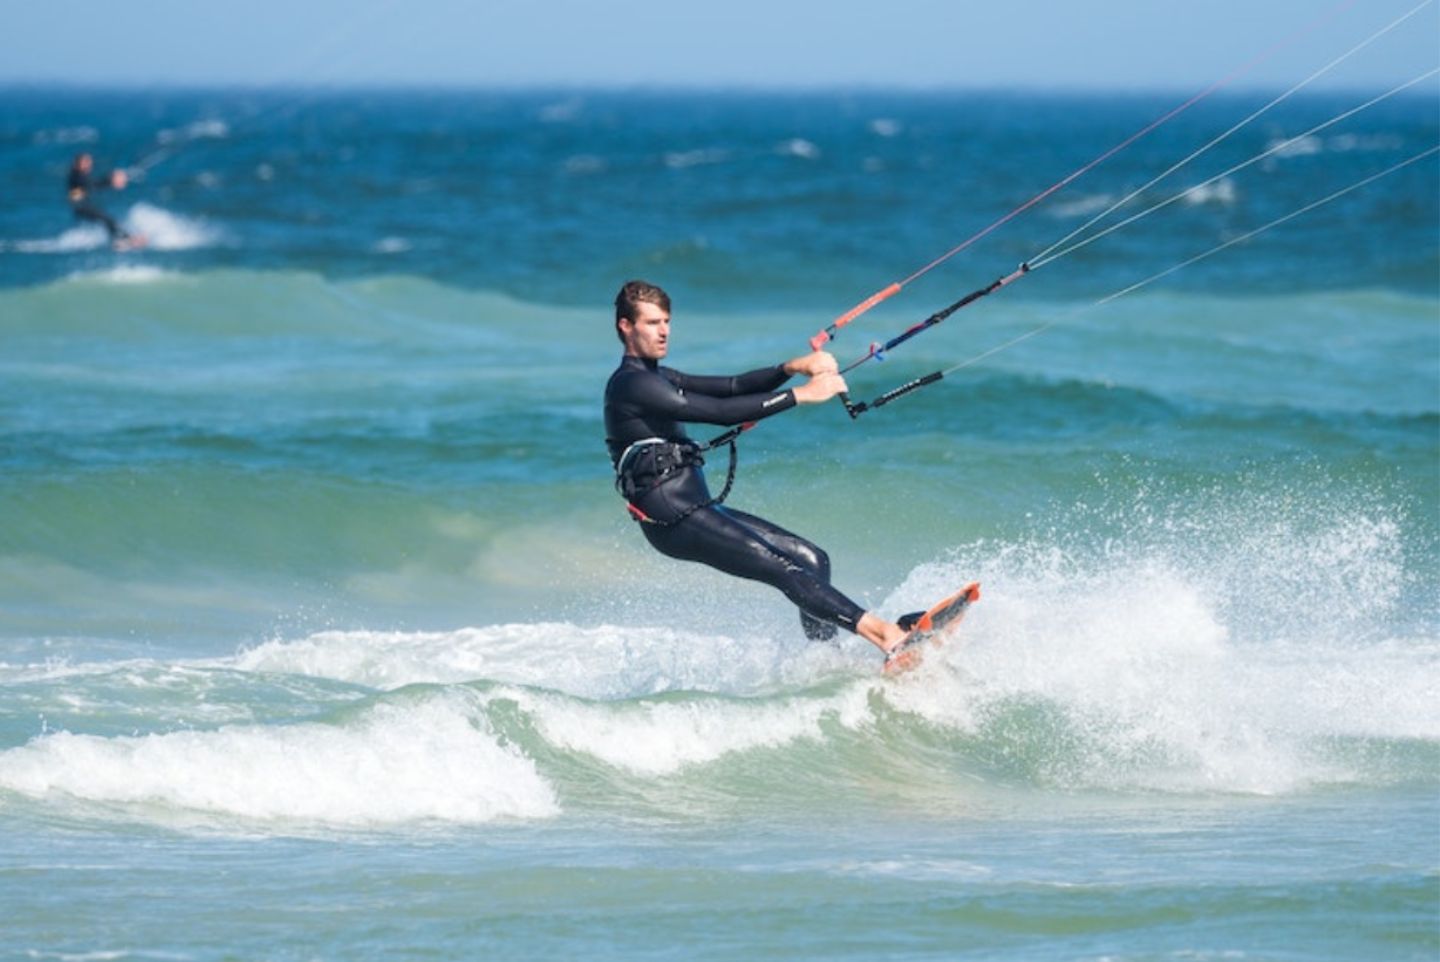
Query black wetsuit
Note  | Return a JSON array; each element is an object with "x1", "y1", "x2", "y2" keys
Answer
[
  {"x1": 67, "y1": 168, "x2": 128, "y2": 242},
  {"x1": 604, "y1": 354, "x2": 865, "y2": 638}
]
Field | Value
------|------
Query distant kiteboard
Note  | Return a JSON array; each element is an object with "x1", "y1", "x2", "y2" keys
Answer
[
  {"x1": 883, "y1": 581, "x2": 980, "y2": 675},
  {"x1": 114, "y1": 234, "x2": 148, "y2": 252}
]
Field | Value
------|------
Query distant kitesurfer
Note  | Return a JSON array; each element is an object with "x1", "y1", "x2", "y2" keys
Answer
[
  {"x1": 604, "y1": 279, "x2": 915, "y2": 661},
  {"x1": 66, "y1": 152, "x2": 135, "y2": 248}
]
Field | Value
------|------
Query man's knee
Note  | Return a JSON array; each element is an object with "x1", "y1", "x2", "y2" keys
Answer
[{"x1": 787, "y1": 540, "x2": 830, "y2": 578}]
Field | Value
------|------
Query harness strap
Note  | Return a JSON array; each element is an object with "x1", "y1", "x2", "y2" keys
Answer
[
  {"x1": 615, "y1": 435, "x2": 741, "y2": 527},
  {"x1": 614, "y1": 437, "x2": 668, "y2": 479}
]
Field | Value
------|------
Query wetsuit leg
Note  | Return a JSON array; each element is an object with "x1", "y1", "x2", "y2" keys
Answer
[
  {"x1": 641, "y1": 505, "x2": 865, "y2": 634},
  {"x1": 722, "y1": 508, "x2": 840, "y2": 642},
  {"x1": 74, "y1": 203, "x2": 126, "y2": 242}
]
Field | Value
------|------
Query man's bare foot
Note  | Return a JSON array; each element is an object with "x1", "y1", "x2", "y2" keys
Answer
[
  {"x1": 882, "y1": 643, "x2": 923, "y2": 675},
  {"x1": 856, "y1": 612, "x2": 908, "y2": 655}
]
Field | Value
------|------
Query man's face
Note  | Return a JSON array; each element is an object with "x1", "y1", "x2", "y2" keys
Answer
[{"x1": 620, "y1": 300, "x2": 670, "y2": 360}]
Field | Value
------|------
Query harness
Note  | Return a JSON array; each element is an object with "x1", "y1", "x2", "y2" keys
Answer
[{"x1": 612, "y1": 423, "x2": 749, "y2": 526}]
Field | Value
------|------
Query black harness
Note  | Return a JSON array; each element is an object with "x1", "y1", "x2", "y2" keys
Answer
[{"x1": 613, "y1": 425, "x2": 747, "y2": 526}]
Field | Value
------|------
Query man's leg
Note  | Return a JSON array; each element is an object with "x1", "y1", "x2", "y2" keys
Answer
[
  {"x1": 75, "y1": 203, "x2": 127, "y2": 242},
  {"x1": 641, "y1": 505, "x2": 864, "y2": 635},
  {"x1": 721, "y1": 508, "x2": 839, "y2": 642}
]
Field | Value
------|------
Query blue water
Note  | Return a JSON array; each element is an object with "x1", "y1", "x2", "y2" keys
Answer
[{"x1": 1, "y1": 79, "x2": 1437, "y2": 960}]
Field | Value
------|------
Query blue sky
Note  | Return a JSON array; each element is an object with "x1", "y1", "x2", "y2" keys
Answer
[{"x1": 1, "y1": 0, "x2": 1436, "y2": 90}]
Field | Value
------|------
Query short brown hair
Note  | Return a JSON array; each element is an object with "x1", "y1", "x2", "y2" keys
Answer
[{"x1": 614, "y1": 280, "x2": 670, "y2": 342}]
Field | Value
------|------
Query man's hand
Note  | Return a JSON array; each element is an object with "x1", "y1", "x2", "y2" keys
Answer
[
  {"x1": 110, "y1": 170, "x2": 128, "y2": 189},
  {"x1": 783, "y1": 350, "x2": 838, "y2": 378},
  {"x1": 792, "y1": 371, "x2": 848, "y2": 405}
]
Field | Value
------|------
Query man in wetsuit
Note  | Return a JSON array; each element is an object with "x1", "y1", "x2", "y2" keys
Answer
[
  {"x1": 67, "y1": 152, "x2": 133, "y2": 247},
  {"x1": 604, "y1": 279, "x2": 912, "y2": 660}
]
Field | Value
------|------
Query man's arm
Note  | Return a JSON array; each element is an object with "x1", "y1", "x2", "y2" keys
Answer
[
  {"x1": 639, "y1": 371, "x2": 796, "y2": 427},
  {"x1": 69, "y1": 170, "x2": 126, "y2": 202},
  {"x1": 666, "y1": 350, "x2": 837, "y2": 397},
  {"x1": 641, "y1": 366, "x2": 846, "y2": 428},
  {"x1": 666, "y1": 365, "x2": 788, "y2": 398},
  {"x1": 91, "y1": 170, "x2": 127, "y2": 192}
]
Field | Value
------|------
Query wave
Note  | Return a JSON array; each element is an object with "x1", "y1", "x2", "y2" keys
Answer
[
  {"x1": 1, "y1": 263, "x2": 1432, "y2": 336},
  {"x1": 0, "y1": 689, "x2": 558, "y2": 829},
  {"x1": 0, "y1": 267, "x2": 597, "y2": 344},
  {"x1": 2, "y1": 490, "x2": 1435, "y2": 833},
  {"x1": 1, "y1": 271, "x2": 1434, "y2": 431},
  {"x1": 2, "y1": 632, "x2": 1434, "y2": 833}
]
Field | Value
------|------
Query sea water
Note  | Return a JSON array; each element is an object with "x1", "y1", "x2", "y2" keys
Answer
[{"x1": 0, "y1": 85, "x2": 1436, "y2": 960}]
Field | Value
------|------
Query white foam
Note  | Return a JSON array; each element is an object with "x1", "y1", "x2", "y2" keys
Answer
[
  {"x1": 7, "y1": 224, "x2": 110, "y2": 253},
  {"x1": 234, "y1": 621, "x2": 850, "y2": 700},
  {"x1": 879, "y1": 508, "x2": 1439, "y2": 795},
  {"x1": 1182, "y1": 177, "x2": 1237, "y2": 206},
  {"x1": 511, "y1": 684, "x2": 874, "y2": 776},
  {"x1": 1326, "y1": 133, "x2": 1404, "y2": 153},
  {"x1": 3, "y1": 204, "x2": 221, "y2": 255},
  {"x1": 663, "y1": 148, "x2": 730, "y2": 169},
  {"x1": 1267, "y1": 134, "x2": 1325, "y2": 158},
  {"x1": 374, "y1": 236, "x2": 411, "y2": 254},
  {"x1": 31, "y1": 126, "x2": 98, "y2": 146},
  {"x1": 562, "y1": 154, "x2": 606, "y2": 175},
  {"x1": 157, "y1": 119, "x2": 229, "y2": 144},
  {"x1": 0, "y1": 693, "x2": 557, "y2": 827},
  {"x1": 121, "y1": 203, "x2": 223, "y2": 250},
  {"x1": 776, "y1": 138, "x2": 820, "y2": 160},
  {"x1": 1046, "y1": 192, "x2": 1117, "y2": 219}
]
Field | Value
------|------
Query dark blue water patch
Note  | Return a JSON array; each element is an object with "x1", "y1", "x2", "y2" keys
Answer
[
  {"x1": 0, "y1": 407, "x2": 611, "y2": 486},
  {"x1": 840, "y1": 368, "x2": 1440, "y2": 452},
  {"x1": 3, "y1": 88, "x2": 1435, "y2": 304}
]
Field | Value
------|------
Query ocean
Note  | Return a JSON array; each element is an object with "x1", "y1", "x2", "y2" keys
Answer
[{"x1": 0, "y1": 83, "x2": 1436, "y2": 960}]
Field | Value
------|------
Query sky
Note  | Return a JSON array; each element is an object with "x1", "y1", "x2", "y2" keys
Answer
[{"x1": 0, "y1": 0, "x2": 1436, "y2": 90}]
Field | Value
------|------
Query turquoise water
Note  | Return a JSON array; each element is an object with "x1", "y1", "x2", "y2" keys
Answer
[{"x1": 1, "y1": 82, "x2": 1437, "y2": 960}]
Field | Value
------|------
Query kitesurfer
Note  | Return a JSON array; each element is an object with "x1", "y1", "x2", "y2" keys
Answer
[
  {"x1": 66, "y1": 152, "x2": 134, "y2": 248},
  {"x1": 604, "y1": 279, "x2": 912, "y2": 657}
]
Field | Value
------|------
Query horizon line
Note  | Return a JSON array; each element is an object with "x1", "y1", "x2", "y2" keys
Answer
[{"x1": 3, "y1": 78, "x2": 1436, "y2": 97}]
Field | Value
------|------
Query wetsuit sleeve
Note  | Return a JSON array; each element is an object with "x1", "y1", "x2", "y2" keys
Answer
[
  {"x1": 639, "y1": 368, "x2": 796, "y2": 426},
  {"x1": 67, "y1": 172, "x2": 112, "y2": 196},
  {"x1": 667, "y1": 365, "x2": 790, "y2": 397}
]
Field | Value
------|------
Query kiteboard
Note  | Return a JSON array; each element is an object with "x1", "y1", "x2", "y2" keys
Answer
[
  {"x1": 883, "y1": 581, "x2": 980, "y2": 675},
  {"x1": 114, "y1": 234, "x2": 149, "y2": 252}
]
